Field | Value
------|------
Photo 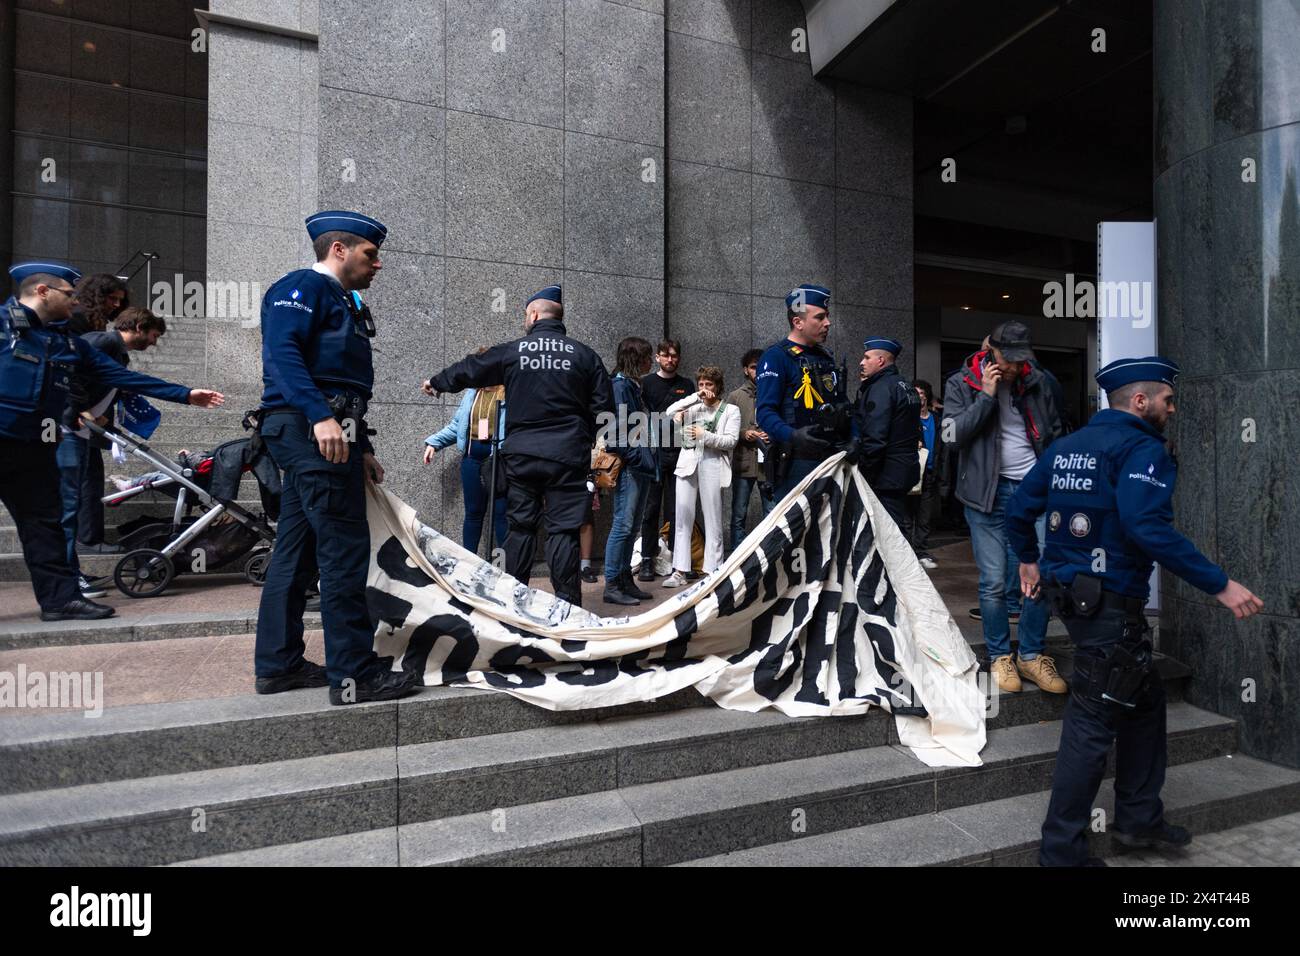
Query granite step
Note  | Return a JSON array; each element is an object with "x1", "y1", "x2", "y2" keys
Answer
[
  {"x1": 0, "y1": 701, "x2": 1234, "y2": 865},
  {"x1": 0, "y1": 607, "x2": 317, "y2": 652},
  {"x1": 167, "y1": 703, "x2": 1242, "y2": 867},
  {"x1": 681, "y1": 753, "x2": 1300, "y2": 866},
  {"x1": 0, "y1": 650, "x2": 1194, "y2": 794}
]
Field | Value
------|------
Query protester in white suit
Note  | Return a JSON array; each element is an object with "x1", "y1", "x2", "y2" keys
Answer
[{"x1": 662, "y1": 366, "x2": 740, "y2": 588}]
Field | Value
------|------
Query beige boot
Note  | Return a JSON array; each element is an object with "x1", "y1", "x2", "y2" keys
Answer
[
  {"x1": 990, "y1": 654, "x2": 1022, "y2": 693},
  {"x1": 1017, "y1": 654, "x2": 1067, "y2": 694}
]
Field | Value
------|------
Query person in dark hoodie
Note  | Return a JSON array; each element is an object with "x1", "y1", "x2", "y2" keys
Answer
[{"x1": 941, "y1": 320, "x2": 1066, "y2": 696}]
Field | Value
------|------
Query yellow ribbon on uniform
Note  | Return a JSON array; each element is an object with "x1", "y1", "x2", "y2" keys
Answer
[{"x1": 793, "y1": 368, "x2": 824, "y2": 409}]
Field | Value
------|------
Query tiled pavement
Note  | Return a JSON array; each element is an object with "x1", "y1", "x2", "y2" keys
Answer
[{"x1": 1107, "y1": 811, "x2": 1300, "y2": 866}]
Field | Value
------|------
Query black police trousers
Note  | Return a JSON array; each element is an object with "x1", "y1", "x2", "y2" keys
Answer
[
  {"x1": 503, "y1": 453, "x2": 587, "y2": 607},
  {"x1": 1039, "y1": 608, "x2": 1166, "y2": 866},
  {"x1": 255, "y1": 412, "x2": 380, "y2": 688},
  {"x1": 0, "y1": 439, "x2": 80, "y2": 610}
]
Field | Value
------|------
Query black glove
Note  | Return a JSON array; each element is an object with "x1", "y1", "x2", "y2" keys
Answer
[{"x1": 790, "y1": 425, "x2": 833, "y2": 459}]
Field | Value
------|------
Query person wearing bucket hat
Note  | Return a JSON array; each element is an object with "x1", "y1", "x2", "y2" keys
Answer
[{"x1": 1007, "y1": 355, "x2": 1262, "y2": 866}]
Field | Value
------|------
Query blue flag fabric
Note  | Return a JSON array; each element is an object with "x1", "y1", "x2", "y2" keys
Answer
[{"x1": 117, "y1": 394, "x2": 162, "y2": 439}]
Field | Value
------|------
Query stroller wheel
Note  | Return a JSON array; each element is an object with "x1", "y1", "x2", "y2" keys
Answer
[
  {"x1": 114, "y1": 549, "x2": 175, "y2": 598},
  {"x1": 244, "y1": 550, "x2": 272, "y2": 586}
]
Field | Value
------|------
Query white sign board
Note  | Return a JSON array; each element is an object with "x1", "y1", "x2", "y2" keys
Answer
[{"x1": 1097, "y1": 221, "x2": 1160, "y2": 610}]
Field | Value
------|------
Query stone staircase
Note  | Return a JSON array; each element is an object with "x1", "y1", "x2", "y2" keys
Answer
[{"x1": 1, "y1": 644, "x2": 1297, "y2": 866}]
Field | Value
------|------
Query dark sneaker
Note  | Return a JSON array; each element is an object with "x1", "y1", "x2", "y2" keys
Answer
[
  {"x1": 580, "y1": 566, "x2": 598, "y2": 584},
  {"x1": 328, "y1": 669, "x2": 422, "y2": 705},
  {"x1": 255, "y1": 659, "x2": 328, "y2": 695},
  {"x1": 637, "y1": 561, "x2": 656, "y2": 582},
  {"x1": 602, "y1": 585, "x2": 640, "y2": 606},
  {"x1": 1114, "y1": 822, "x2": 1192, "y2": 852},
  {"x1": 968, "y1": 607, "x2": 981, "y2": 621},
  {"x1": 78, "y1": 574, "x2": 107, "y2": 599},
  {"x1": 41, "y1": 598, "x2": 115, "y2": 621}
]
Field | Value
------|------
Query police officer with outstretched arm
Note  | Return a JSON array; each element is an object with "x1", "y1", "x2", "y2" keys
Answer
[
  {"x1": 254, "y1": 211, "x2": 422, "y2": 706},
  {"x1": 755, "y1": 283, "x2": 849, "y2": 501},
  {"x1": 422, "y1": 285, "x2": 614, "y2": 608},
  {"x1": 1, "y1": 262, "x2": 225, "y2": 621},
  {"x1": 853, "y1": 336, "x2": 921, "y2": 529},
  {"x1": 1007, "y1": 356, "x2": 1263, "y2": 866}
]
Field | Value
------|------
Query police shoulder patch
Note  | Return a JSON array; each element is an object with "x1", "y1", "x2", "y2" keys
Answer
[{"x1": 787, "y1": 344, "x2": 803, "y2": 356}]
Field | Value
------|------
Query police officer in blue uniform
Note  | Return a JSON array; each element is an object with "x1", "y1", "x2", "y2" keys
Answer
[
  {"x1": 423, "y1": 285, "x2": 614, "y2": 608},
  {"x1": 254, "y1": 211, "x2": 422, "y2": 705},
  {"x1": 755, "y1": 283, "x2": 849, "y2": 501},
  {"x1": 853, "y1": 336, "x2": 921, "y2": 528},
  {"x1": 2, "y1": 261, "x2": 225, "y2": 621},
  {"x1": 1007, "y1": 356, "x2": 1264, "y2": 866}
]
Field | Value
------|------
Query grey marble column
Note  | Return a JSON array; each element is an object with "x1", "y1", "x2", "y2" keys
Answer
[{"x1": 1155, "y1": 0, "x2": 1300, "y2": 768}]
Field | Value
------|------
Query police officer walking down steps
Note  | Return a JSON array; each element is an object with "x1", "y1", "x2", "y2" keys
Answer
[
  {"x1": 423, "y1": 285, "x2": 614, "y2": 609},
  {"x1": 755, "y1": 283, "x2": 850, "y2": 502},
  {"x1": 254, "y1": 211, "x2": 422, "y2": 706},
  {"x1": 853, "y1": 336, "x2": 921, "y2": 529},
  {"x1": 2, "y1": 262, "x2": 225, "y2": 622},
  {"x1": 1008, "y1": 356, "x2": 1264, "y2": 867}
]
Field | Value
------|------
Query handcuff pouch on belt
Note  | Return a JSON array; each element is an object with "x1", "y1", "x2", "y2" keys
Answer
[{"x1": 1047, "y1": 572, "x2": 1103, "y2": 619}]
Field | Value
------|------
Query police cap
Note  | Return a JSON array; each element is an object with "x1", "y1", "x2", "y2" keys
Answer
[
  {"x1": 1096, "y1": 356, "x2": 1180, "y2": 393},
  {"x1": 305, "y1": 210, "x2": 388, "y2": 246},
  {"x1": 8, "y1": 261, "x2": 82, "y2": 286},
  {"x1": 786, "y1": 283, "x2": 831, "y2": 312},
  {"x1": 862, "y1": 336, "x2": 902, "y2": 355}
]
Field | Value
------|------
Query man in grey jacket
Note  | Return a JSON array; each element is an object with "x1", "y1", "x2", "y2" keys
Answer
[{"x1": 942, "y1": 320, "x2": 1066, "y2": 696}]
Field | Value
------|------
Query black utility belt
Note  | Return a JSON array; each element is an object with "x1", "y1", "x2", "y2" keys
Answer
[{"x1": 1046, "y1": 574, "x2": 1145, "y2": 620}]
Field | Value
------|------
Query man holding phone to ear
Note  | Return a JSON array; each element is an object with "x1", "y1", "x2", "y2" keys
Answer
[{"x1": 941, "y1": 320, "x2": 1064, "y2": 696}]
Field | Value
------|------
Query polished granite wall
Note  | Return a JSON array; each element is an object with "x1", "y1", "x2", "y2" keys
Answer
[
  {"x1": 205, "y1": 0, "x2": 915, "y2": 543},
  {"x1": 1155, "y1": 0, "x2": 1300, "y2": 768}
]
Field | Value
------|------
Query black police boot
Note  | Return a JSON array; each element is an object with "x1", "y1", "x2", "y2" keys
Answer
[
  {"x1": 1113, "y1": 821, "x2": 1192, "y2": 852},
  {"x1": 40, "y1": 598, "x2": 115, "y2": 621},
  {"x1": 603, "y1": 582, "x2": 640, "y2": 606},
  {"x1": 637, "y1": 561, "x2": 656, "y2": 582},
  {"x1": 580, "y1": 565, "x2": 598, "y2": 584},
  {"x1": 619, "y1": 571, "x2": 652, "y2": 600},
  {"x1": 328, "y1": 668, "x2": 422, "y2": 706},
  {"x1": 255, "y1": 659, "x2": 328, "y2": 695}
]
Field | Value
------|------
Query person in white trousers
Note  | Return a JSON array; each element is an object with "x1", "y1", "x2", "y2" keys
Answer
[{"x1": 662, "y1": 366, "x2": 741, "y2": 588}]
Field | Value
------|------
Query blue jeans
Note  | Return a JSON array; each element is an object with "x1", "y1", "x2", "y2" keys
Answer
[
  {"x1": 461, "y1": 441, "x2": 508, "y2": 556},
  {"x1": 729, "y1": 474, "x2": 774, "y2": 552},
  {"x1": 604, "y1": 469, "x2": 649, "y2": 584},
  {"x1": 55, "y1": 434, "x2": 89, "y2": 575},
  {"x1": 965, "y1": 476, "x2": 1048, "y2": 661}
]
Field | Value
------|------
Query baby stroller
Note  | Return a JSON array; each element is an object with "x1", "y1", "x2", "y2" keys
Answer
[{"x1": 85, "y1": 420, "x2": 280, "y2": 598}]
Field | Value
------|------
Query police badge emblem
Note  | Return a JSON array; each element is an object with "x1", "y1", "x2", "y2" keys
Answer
[
  {"x1": 1069, "y1": 513, "x2": 1091, "y2": 537},
  {"x1": 1049, "y1": 510, "x2": 1061, "y2": 532}
]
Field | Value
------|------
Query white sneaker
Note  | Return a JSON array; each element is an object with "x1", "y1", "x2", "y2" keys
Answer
[
  {"x1": 918, "y1": 556, "x2": 937, "y2": 570},
  {"x1": 78, "y1": 575, "x2": 108, "y2": 599},
  {"x1": 662, "y1": 570, "x2": 687, "y2": 589}
]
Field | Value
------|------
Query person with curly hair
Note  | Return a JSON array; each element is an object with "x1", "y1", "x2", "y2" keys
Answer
[{"x1": 70, "y1": 273, "x2": 129, "y2": 334}]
